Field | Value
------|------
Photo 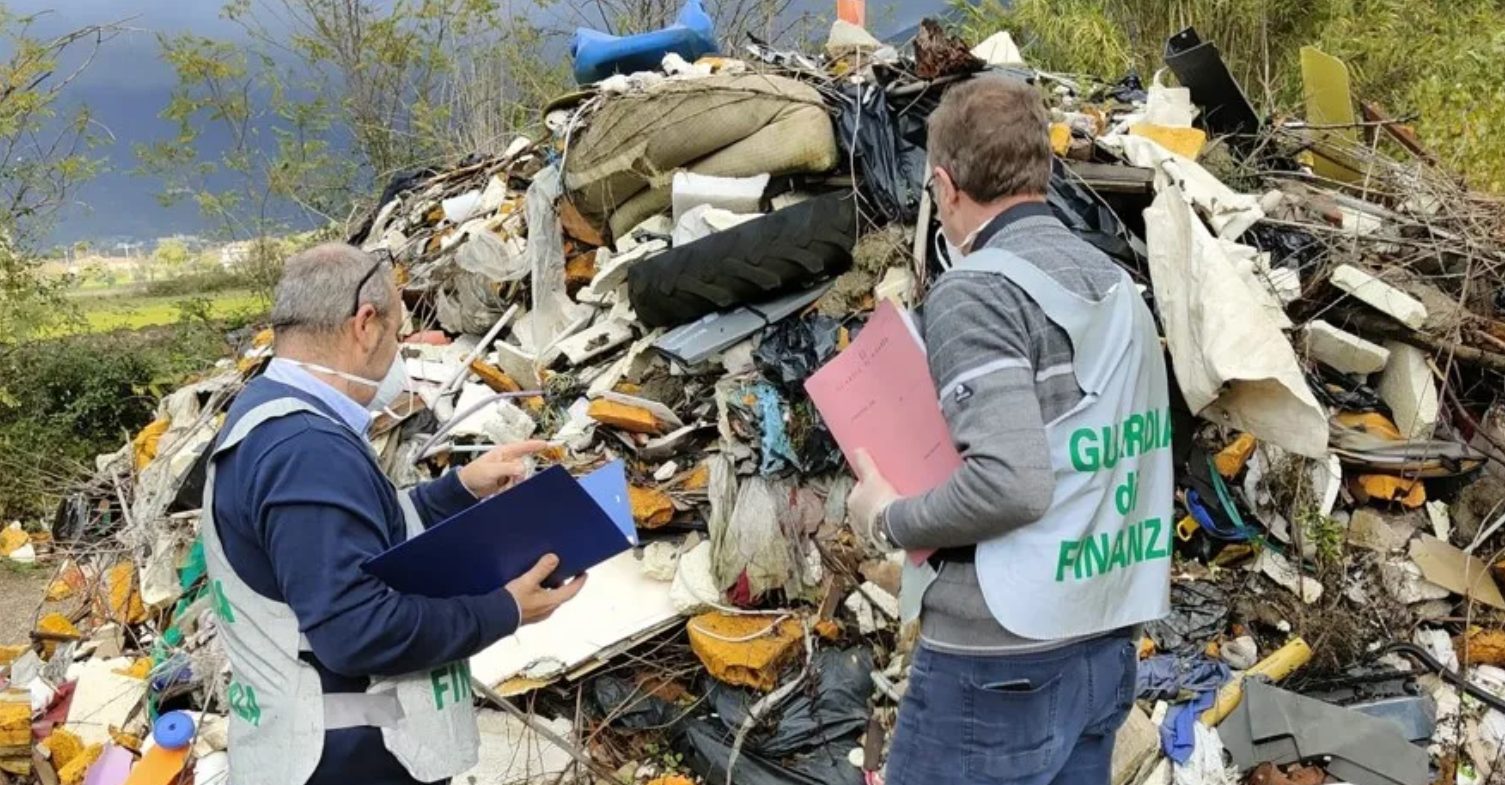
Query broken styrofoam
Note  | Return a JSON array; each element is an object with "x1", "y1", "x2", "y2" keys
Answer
[
  {"x1": 448, "y1": 383, "x2": 538, "y2": 442},
  {"x1": 442, "y1": 190, "x2": 484, "y2": 224},
  {"x1": 1304, "y1": 319, "x2": 1391, "y2": 375},
  {"x1": 64, "y1": 657, "x2": 147, "y2": 746},
  {"x1": 641, "y1": 540, "x2": 681, "y2": 582},
  {"x1": 844, "y1": 582, "x2": 899, "y2": 635},
  {"x1": 1378, "y1": 341, "x2": 1441, "y2": 440},
  {"x1": 459, "y1": 710, "x2": 576, "y2": 784},
  {"x1": 491, "y1": 340, "x2": 542, "y2": 390},
  {"x1": 970, "y1": 31, "x2": 1024, "y2": 66},
  {"x1": 1251, "y1": 548, "x2": 1323, "y2": 603},
  {"x1": 670, "y1": 171, "x2": 768, "y2": 223},
  {"x1": 1330, "y1": 265, "x2": 1429, "y2": 329},
  {"x1": 874, "y1": 266, "x2": 915, "y2": 308},
  {"x1": 671, "y1": 204, "x2": 759, "y2": 246},
  {"x1": 1379, "y1": 559, "x2": 1452, "y2": 605},
  {"x1": 556, "y1": 317, "x2": 635, "y2": 366}
]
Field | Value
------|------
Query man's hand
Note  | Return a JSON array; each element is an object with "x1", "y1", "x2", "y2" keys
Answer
[
  {"x1": 846, "y1": 450, "x2": 900, "y2": 551},
  {"x1": 505, "y1": 554, "x2": 588, "y2": 625},
  {"x1": 458, "y1": 440, "x2": 551, "y2": 498}
]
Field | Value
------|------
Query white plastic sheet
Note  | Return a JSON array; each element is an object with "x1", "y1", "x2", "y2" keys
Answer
[
  {"x1": 1143, "y1": 185, "x2": 1328, "y2": 457},
  {"x1": 1104, "y1": 134, "x2": 1265, "y2": 239}
]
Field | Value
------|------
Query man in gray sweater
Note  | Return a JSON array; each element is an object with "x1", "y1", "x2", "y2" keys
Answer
[{"x1": 846, "y1": 77, "x2": 1174, "y2": 785}]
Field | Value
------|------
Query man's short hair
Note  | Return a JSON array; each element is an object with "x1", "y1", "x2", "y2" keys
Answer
[
  {"x1": 926, "y1": 76, "x2": 1052, "y2": 202},
  {"x1": 271, "y1": 243, "x2": 395, "y2": 336}
]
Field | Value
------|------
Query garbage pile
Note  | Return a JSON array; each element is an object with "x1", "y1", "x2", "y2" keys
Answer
[{"x1": 9, "y1": 6, "x2": 1505, "y2": 785}]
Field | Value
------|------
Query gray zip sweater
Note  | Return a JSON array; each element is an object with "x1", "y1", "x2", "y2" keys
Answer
[{"x1": 883, "y1": 203, "x2": 1123, "y2": 654}]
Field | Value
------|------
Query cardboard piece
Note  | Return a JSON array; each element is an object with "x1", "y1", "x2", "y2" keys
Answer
[{"x1": 1409, "y1": 535, "x2": 1505, "y2": 610}]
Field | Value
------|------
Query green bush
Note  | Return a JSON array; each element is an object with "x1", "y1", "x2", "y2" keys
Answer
[
  {"x1": 0, "y1": 316, "x2": 235, "y2": 521},
  {"x1": 142, "y1": 268, "x2": 250, "y2": 298}
]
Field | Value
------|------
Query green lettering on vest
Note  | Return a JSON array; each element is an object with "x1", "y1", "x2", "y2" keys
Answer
[
  {"x1": 1160, "y1": 407, "x2": 1173, "y2": 446},
  {"x1": 1069, "y1": 428, "x2": 1099, "y2": 472},
  {"x1": 431, "y1": 667, "x2": 451, "y2": 710},
  {"x1": 1109, "y1": 528, "x2": 1130, "y2": 570},
  {"x1": 1143, "y1": 518, "x2": 1167, "y2": 559},
  {"x1": 1124, "y1": 414, "x2": 1144, "y2": 458},
  {"x1": 211, "y1": 579, "x2": 235, "y2": 623},
  {"x1": 1143, "y1": 409, "x2": 1159, "y2": 453},
  {"x1": 1101, "y1": 424, "x2": 1120, "y2": 470},
  {"x1": 229, "y1": 681, "x2": 261, "y2": 727},
  {"x1": 1128, "y1": 519, "x2": 1143, "y2": 562},
  {"x1": 1055, "y1": 540, "x2": 1080, "y2": 582},
  {"x1": 1082, "y1": 533, "x2": 1110, "y2": 577}
]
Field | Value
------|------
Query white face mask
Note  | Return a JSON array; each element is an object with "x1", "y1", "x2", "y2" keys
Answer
[
  {"x1": 939, "y1": 222, "x2": 984, "y2": 265},
  {"x1": 290, "y1": 354, "x2": 407, "y2": 414}
]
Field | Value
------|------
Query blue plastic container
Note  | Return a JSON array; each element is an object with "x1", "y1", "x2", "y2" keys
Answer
[
  {"x1": 153, "y1": 710, "x2": 196, "y2": 750},
  {"x1": 571, "y1": 0, "x2": 719, "y2": 85}
]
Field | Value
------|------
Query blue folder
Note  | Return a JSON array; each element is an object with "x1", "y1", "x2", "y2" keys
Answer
[{"x1": 363, "y1": 461, "x2": 638, "y2": 597}]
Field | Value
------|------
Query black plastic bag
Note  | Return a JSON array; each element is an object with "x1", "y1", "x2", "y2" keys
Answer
[
  {"x1": 1146, "y1": 582, "x2": 1230, "y2": 653},
  {"x1": 754, "y1": 314, "x2": 842, "y2": 392},
  {"x1": 673, "y1": 647, "x2": 872, "y2": 785},
  {"x1": 590, "y1": 675, "x2": 680, "y2": 731},
  {"x1": 836, "y1": 83, "x2": 926, "y2": 225},
  {"x1": 1048, "y1": 161, "x2": 1147, "y2": 271}
]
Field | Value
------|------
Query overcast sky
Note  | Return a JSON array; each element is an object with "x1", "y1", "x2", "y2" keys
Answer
[{"x1": 3, "y1": 0, "x2": 950, "y2": 248}]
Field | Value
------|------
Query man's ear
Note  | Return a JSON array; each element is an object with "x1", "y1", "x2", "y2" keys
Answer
[{"x1": 352, "y1": 303, "x2": 382, "y2": 350}]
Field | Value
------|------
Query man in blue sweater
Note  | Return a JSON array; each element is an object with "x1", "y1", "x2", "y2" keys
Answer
[{"x1": 204, "y1": 243, "x2": 585, "y2": 785}]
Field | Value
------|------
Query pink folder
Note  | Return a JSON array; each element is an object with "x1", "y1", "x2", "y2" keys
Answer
[{"x1": 805, "y1": 301, "x2": 962, "y2": 564}]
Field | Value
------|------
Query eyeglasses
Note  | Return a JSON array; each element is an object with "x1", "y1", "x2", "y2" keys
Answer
[{"x1": 352, "y1": 249, "x2": 394, "y2": 318}]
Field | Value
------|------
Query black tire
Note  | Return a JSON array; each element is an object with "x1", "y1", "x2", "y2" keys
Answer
[{"x1": 628, "y1": 193, "x2": 858, "y2": 328}]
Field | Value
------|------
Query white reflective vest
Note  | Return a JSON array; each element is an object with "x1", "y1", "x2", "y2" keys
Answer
[
  {"x1": 902, "y1": 248, "x2": 1173, "y2": 639},
  {"x1": 202, "y1": 398, "x2": 479, "y2": 785}
]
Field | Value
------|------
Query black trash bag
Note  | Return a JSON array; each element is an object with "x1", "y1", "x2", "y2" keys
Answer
[
  {"x1": 672, "y1": 647, "x2": 872, "y2": 785},
  {"x1": 1048, "y1": 161, "x2": 1147, "y2": 270},
  {"x1": 1240, "y1": 224, "x2": 1324, "y2": 276},
  {"x1": 628, "y1": 194, "x2": 858, "y2": 328},
  {"x1": 676, "y1": 718, "x2": 859, "y2": 785},
  {"x1": 590, "y1": 675, "x2": 680, "y2": 731},
  {"x1": 753, "y1": 314, "x2": 842, "y2": 392},
  {"x1": 710, "y1": 647, "x2": 873, "y2": 758},
  {"x1": 836, "y1": 83, "x2": 926, "y2": 224},
  {"x1": 1307, "y1": 367, "x2": 1384, "y2": 411},
  {"x1": 348, "y1": 165, "x2": 441, "y2": 244},
  {"x1": 1146, "y1": 582, "x2": 1230, "y2": 653},
  {"x1": 1101, "y1": 72, "x2": 1147, "y2": 104}
]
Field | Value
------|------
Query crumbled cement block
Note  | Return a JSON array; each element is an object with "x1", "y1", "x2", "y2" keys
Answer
[
  {"x1": 1378, "y1": 341, "x2": 1440, "y2": 440},
  {"x1": 874, "y1": 266, "x2": 915, "y2": 308},
  {"x1": 1304, "y1": 319, "x2": 1391, "y2": 375},
  {"x1": 1330, "y1": 265, "x2": 1429, "y2": 329}
]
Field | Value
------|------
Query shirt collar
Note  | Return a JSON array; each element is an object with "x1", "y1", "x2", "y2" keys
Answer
[
  {"x1": 970, "y1": 201, "x2": 1054, "y2": 250},
  {"x1": 264, "y1": 358, "x2": 374, "y2": 436}
]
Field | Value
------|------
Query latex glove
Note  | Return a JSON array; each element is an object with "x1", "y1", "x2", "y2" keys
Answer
[
  {"x1": 846, "y1": 450, "x2": 899, "y2": 551},
  {"x1": 457, "y1": 440, "x2": 550, "y2": 498}
]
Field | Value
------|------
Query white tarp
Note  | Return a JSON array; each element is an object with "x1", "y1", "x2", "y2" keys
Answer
[
  {"x1": 1104, "y1": 134, "x2": 1265, "y2": 239},
  {"x1": 1144, "y1": 185, "x2": 1328, "y2": 457}
]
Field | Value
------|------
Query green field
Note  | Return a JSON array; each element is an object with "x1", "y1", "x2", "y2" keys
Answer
[{"x1": 68, "y1": 287, "x2": 267, "y2": 333}]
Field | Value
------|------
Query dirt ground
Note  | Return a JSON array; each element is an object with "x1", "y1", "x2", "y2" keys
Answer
[{"x1": 0, "y1": 564, "x2": 53, "y2": 645}]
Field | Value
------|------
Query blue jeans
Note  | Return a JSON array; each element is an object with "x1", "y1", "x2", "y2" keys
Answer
[{"x1": 885, "y1": 632, "x2": 1138, "y2": 785}]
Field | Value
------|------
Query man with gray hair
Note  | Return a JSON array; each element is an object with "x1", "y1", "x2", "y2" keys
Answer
[
  {"x1": 205, "y1": 243, "x2": 585, "y2": 785},
  {"x1": 845, "y1": 77, "x2": 1173, "y2": 783}
]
